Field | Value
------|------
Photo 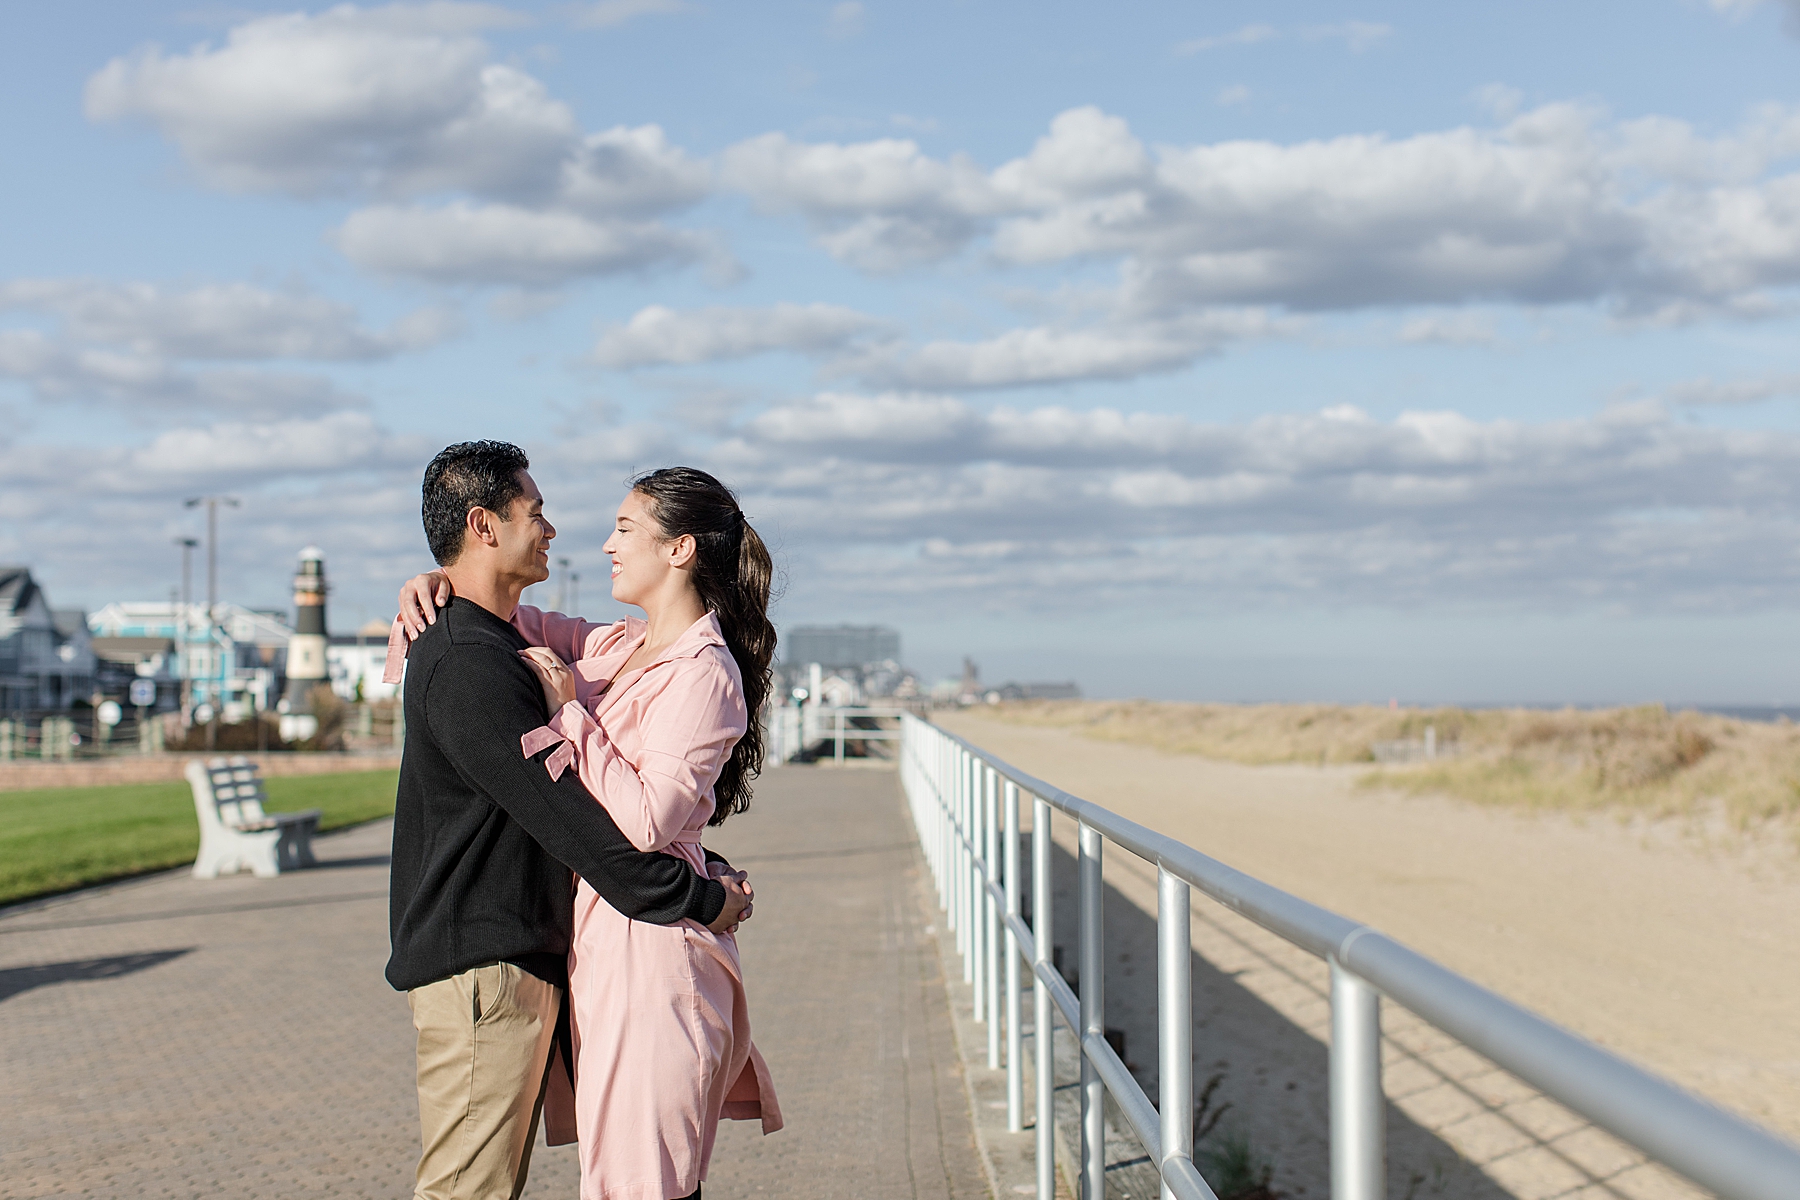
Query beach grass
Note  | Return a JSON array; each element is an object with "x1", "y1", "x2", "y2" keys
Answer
[
  {"x1": 979, "y1": 700, "x2": 1800, "y2": 829},
  {"x1": 0, "y1": 769, "x2": 399, "y2": 906}
]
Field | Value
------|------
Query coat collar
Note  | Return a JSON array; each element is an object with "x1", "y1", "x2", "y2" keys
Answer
[{"x1": 612, "y1": 610, "x2": 726, "y2": 672}]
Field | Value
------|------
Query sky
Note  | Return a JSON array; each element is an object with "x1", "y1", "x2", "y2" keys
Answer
[{"x1": 4, "y1": 0, "x2": 1800, "y2": 703}]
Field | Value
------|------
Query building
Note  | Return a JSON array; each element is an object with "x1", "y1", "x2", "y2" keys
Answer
[
  {"x1": 785, "y1": 625, "x2": 901, "y2": 670},
  {"x1": 88, "y1": 601, "x2": 293, "y2": 720},
  {"x1": 779, "y1": 624, "x2": 913, "y2": 701},
  {"x1": 327, "y1": 619, "x2": 401, "y2": 703},
  {"x1": 0, "y1": 567, "x2": 96, "y2": 712},
  {"x1": 89, "y1": 635, "x2": 181, "y2": 712}
]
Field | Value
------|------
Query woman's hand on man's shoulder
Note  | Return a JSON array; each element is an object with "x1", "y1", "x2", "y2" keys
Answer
[{"x1": 399, "y1": 570, "x2": 454, "y2": 639}]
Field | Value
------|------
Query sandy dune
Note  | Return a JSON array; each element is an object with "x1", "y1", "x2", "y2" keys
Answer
[{"x1": 933, "y1": 710, "x2": 1800, "y2": 1200}]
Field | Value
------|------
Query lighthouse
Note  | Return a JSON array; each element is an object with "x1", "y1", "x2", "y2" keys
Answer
[{"x1": 284, "y1": 546, "x2": 329, "y2": 706}]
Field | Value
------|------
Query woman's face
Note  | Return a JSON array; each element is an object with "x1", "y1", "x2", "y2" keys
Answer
[{"x1": 601, "y1": 490, "x2": 667, "y2": 607}]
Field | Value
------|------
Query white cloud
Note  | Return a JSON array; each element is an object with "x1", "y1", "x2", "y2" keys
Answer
[
  {"x1": 1656, "y1": 371, "x2": 1800, "y2": 405},
  {"x1": 0, "y1": 328, "x2": 366, "y2": 418},
  {"x1": 828, "y1": 1, "x2": 865, "y2": 38},
  {"x1": 592, "y1": 302, "x2": 888, "y2": 367},
  {"x1": 1398, "y1": 312, "x2": 1499, "y2": 346},
  {"x1": 0, "y1": 279, "x2": 454, "y2": 360},
  {"x1": 719, "y1": 101, "x2": 1800, "y2": 316},
  {"x1": 88, "y1": 5, "x2": 711, "y2": 286},
  {"x1": 838, "y1": 310, "x2": 1281, "y2": 389},
  {"x1": 1175, "y1": 21, "x2": 1389, "y2": 55},
  {"x1": 1175, "y1": 24, "x2": 1278, "y2": 54},
  {"x1": 1300, "y1": 21, "x2": 1393, "y2": 52},
  {"x1": 1216, "y1": 85, "x2": 1250, "y2": 108},
  {"x1": 571, "y1": 0, "x2": 689, "y2": 28},
  {"x1": 719, "y1": 131, "x2": 1001, "y2": 270},
  {"x1": 710, "y1": 393, "x2": 1800, "y2": 614},
  {"x1": 334, "y1": 203, "x2": 713, "y2": 286}
]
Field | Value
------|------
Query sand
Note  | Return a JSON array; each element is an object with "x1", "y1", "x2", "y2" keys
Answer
[{"x1": 933, "y1": 709, "x2": 1800, "y2": 1200}]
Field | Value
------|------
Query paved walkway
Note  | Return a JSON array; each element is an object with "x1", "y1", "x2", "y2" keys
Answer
[{"x1": 0, "y1": 766, "x2": 986, "y2": 1200}]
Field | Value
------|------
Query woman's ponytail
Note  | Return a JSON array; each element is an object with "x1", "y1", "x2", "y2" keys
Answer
[{"x1": 629, "y1": 467, "x2": 775, "y2": 824}]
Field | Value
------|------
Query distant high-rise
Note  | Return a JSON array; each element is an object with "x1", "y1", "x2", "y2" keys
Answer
[
  {"x1": 785, "y1": 625, "x2": 901, "y2": 671},
  {"x1": 284, "y1": 546, "x2": 328, "y2": 705}
]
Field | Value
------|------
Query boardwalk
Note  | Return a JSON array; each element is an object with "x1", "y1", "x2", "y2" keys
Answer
[{"x1": 0, "y1": 766, "x2": 987, "y2": 1200}]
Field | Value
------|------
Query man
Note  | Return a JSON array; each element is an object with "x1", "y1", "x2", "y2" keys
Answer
[{"x1": 384, "y1": 440, "x2": 751, "y2": 1200}]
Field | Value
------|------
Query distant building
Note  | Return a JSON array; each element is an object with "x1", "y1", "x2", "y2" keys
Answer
[
  {"x1": 90, "y1": 635, "x2": 181, "y2": 712},
  {"x1": 0, "y1": 567, "x2": 96, "y2": 712},
  {"x1": 781, "y1": 624, "x2": 913, "y2": 701},
  {"x1": 328, "y1": 619, "x2": 401, "y2": 703},
  {"x1": 88, "y1": 601, "x2": 293, "y2": 719},
  {"x1": 785, "y1": 625, "x2": 901, "y2": 671}
]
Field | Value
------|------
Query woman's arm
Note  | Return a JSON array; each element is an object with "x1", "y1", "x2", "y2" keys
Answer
[
  {"x1": 509, "y1": 604, "x2": 610, "y2": 664},
  {"x1": 396, "y1": 570, "x2": 609, "y2": 661},
  {"x1": 531, "y1": 660, "x2": 747, "y2": 854}
]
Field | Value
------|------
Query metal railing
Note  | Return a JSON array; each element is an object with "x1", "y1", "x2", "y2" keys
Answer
[
  {"x1": 766, "y1": 705, "x2": 906, "y2": 764},
  {"x1": 899, "y1": 713, "x2": 1800, "y2": 1200}
]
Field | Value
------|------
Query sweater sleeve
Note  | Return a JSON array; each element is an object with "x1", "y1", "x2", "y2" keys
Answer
[
  {"x1": 508, "y1": 604, "x2": 610, "y2": 663},
  {"x1": 423, "y1": 644, "x2": 726, "y2": 925},
  {"x1": 543, "y1": 659, "x2": 746, "y2": 853}
]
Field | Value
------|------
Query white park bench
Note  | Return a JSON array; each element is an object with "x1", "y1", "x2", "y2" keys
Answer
[{"x1": 187, "y1": 756, "x2": 321, "y2": 879}]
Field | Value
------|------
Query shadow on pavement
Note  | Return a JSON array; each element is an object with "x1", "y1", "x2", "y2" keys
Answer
[{"x1": 0, "y1": 948, "x2": 194, "y2": 1004}]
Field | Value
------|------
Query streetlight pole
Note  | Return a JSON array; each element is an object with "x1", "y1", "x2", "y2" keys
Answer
[
  {"x1": 568, "y1": 570, "x2": 579, "y2": 617},
  {"x1": 554, "y1": 556, "x2": 571, "y2": 613},
  {"x1": 183, "y1": 496, "x2": 238, "y2": 723},
  {"x1": 175, "y1": 537, "x2": 198, "y2": 719}
]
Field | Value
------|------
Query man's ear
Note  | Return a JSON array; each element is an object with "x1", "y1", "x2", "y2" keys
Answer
[
  {"x1": 667, "y1": 533, "x2": 697, "y2": 569},
  {"x1": 466, "y1": 505, "x2": 501, "y2": 549}
]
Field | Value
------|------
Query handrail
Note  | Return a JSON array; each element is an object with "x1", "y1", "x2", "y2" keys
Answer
[{"x1": 899, "y1": 713, "x2": 1800, "y2": 1200}]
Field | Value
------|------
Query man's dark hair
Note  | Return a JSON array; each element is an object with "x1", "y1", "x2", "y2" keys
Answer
[{"x1": 421, "y1": 441, "x2": 530, "y2": 566}]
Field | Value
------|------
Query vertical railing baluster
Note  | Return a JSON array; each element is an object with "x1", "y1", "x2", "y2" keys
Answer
[
  {"x1": 1331, "y1": 961, "x2": 1385, "y2": 1200},
  {"x1": 1158, "y1": 867, "x2": 1192, "y2": 1200},
  {"x1": 985, "y1": 767, "x2": 1002, "y2": 1066},
  {"x1": 963, "y1": 750, "x2": 976, "y2": 986},
  {"x1": 1032, "y1": 796, "x2": 1055, "y2": 1200},
  {"x1": 970, "y1": 756, "x2": 985, "y2": 1005},
  {"x1": 1079, "y1": 822, "x2": 1105, "y2": 1200},
  {"x1": 1004, "y1": 778, "x2": 1023, "y2": 1132}
]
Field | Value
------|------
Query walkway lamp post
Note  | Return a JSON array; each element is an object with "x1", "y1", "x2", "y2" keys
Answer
[
  {"x1": 174, "y1": 537, "x2": 198, "y2": 720},
  {"x1": 183, "y1": 495, "x2": 239, "y2": 715}
]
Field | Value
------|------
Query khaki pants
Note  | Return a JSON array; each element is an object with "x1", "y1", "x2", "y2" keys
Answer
[{"x1": 409, "y1": 962, "x2": 561, "y2": 1200}]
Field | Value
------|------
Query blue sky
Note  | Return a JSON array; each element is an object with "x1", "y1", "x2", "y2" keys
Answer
[{"x1": 5, "y1": 0, "x2": 1800, "y2": 702}]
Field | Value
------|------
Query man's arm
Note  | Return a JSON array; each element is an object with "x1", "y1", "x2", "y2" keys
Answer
[{"x1": 425, "y1": 645, "x2": 730, "y2": 926}]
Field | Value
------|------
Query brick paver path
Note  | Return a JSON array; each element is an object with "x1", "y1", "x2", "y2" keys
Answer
[{"x1": 0, "y1": 765, "x2": 985, "y2": 1200}]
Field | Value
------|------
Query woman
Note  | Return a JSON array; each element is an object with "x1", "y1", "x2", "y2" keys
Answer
[{"x1": 397, "y1": 467, "x2": 782, "y2": 1200}]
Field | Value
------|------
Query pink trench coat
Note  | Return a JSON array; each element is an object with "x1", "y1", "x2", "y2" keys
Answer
[{"x1": 388, "y1": 606, "x2": 781, "y2": 1200}]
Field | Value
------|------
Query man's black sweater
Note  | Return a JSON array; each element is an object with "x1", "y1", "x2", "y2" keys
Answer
[{"x1": 386, "y1": 596, "x2": 726, "y2": 992}]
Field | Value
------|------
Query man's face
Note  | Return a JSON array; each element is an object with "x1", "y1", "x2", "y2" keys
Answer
[{"x1": 492, "y1": 470, "x2": 555, "y2": 586}]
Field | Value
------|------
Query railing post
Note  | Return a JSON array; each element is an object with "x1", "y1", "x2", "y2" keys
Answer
[
  {"x1": 1033, "y1": 797, "x2": 1055, "y2": 1200},
  {"x1": 962, "y1": 751, "x2": 976, "y2": 985},
  {"x1": 1004, "y1": 778, "x2": 1023, "y2": 1132},
  {"x1": 971, "y1": 758, "x2": 986, "y2": 1010},
  {"x1": 1158, "y1": 867, "x2": 1192, "y2": 1200},
  {"x1": 985, "y1": 766, "x2": 1002, "y2": 1067},
  {"x1": 1331, "y1": 961, "x2": 1385, "y2": 1200},
  {"x1": 834, "y1": 709, "x2": 845, "y2": 763},
  {"x1": 943, "y1": 734, "x2": 957, "y2": 910},
  {"x1": 1079, "y1": 821, "x2": 1105, "y2": 1200}
]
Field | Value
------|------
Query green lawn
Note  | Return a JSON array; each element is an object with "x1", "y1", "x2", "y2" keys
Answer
[{"x1": 0, "y1": 769, "x2": 398, "y2": 906}]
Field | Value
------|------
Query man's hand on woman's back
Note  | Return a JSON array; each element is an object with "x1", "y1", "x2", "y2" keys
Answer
[{"x1": 707, "y1": 869, "x2": 753, "y2": 934}]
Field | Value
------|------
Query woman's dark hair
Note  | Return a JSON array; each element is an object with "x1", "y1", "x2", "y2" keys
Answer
[
  {"x1": 629, "y1": 467, "x2": 775, "y2": 825},
  {"x1": 422, "y1": 441, "x2": 530, "y2": 566}
]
